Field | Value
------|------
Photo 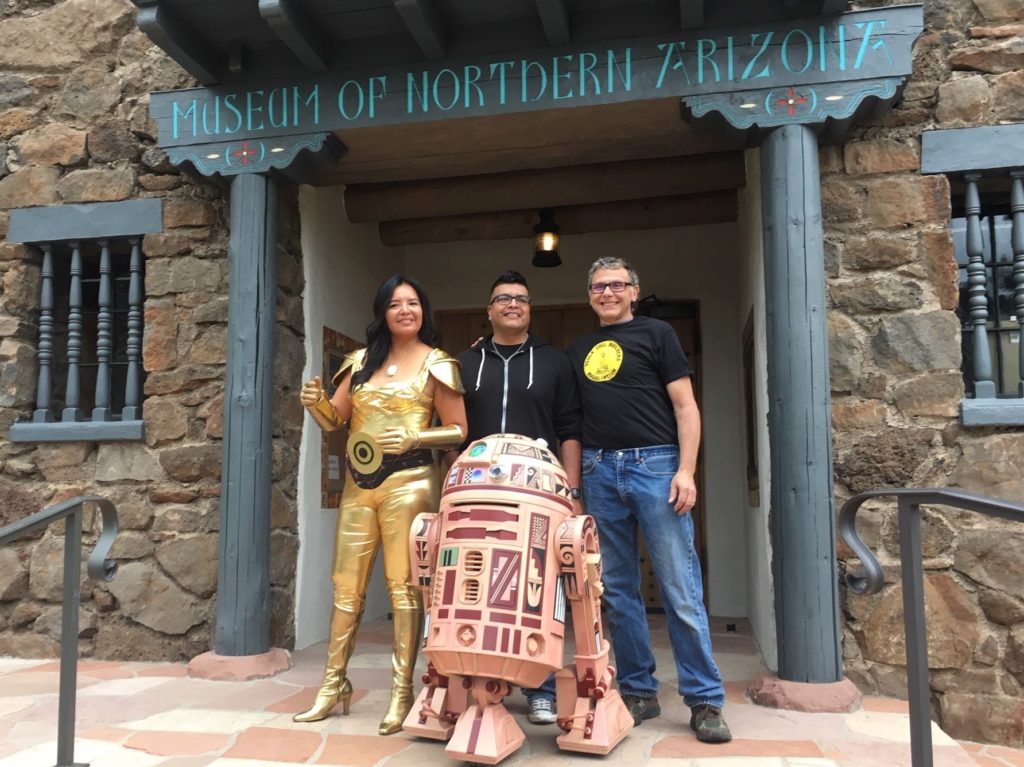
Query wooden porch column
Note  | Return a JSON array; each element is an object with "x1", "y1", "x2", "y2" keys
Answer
[
  {"x1": 215, "y1": 172, "x2": 278, "y2": 657},
  {"x1": 761, "y1": 124, "x2": 842, "y2": 684}
]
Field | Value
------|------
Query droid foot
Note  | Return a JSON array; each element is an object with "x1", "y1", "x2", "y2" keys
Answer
[
  {"x1": 403, "y1": 684, "x2": 458, "y2": 740},
  {"x1": 555, "y1": 689, "x2": 633, "y2": 756},
  {"x1": 445, "y1": 703, "x2": 525, "y2": 765}
]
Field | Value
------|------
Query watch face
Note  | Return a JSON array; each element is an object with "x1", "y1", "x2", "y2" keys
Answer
[{"x1": 570, "y1": 487, "x2": 582, "y2": 499}]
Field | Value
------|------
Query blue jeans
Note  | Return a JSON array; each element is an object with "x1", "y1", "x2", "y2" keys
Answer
[
  {"x1": 582, "y1": 446, "x2": 725, "y2": 709},
  {"x1": 523, "y1": 674, "x2": 556, "y2": 702}
]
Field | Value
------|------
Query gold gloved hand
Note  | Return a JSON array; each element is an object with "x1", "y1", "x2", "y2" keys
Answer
[
  {"x1": 377, "y1": 424, "x2": 465, "y2": 455},
  {"x1": 300, "y1": 376, "x2": 345, "y2": 432}
]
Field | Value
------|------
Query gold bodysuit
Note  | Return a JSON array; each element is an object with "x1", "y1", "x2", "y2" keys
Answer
[{"x1": 295, "y1": 347, "x2": 462, "y2": 734}]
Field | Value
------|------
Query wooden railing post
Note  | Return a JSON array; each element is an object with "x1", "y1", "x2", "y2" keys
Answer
[{"x1": 964, "y1": 174, "x2": 996, "y2": 398}]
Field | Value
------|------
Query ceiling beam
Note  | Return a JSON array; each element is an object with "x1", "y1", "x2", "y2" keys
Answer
[
  {"x1": 535, "y1": 0, "x2": 570, "y2": 46},
  {"x1": 821, "y1": 0, "x2": 850, "y2": 13},
  {"x1": 258, "y1": 0, "x2": 330, "y2": 72},
  {"x1": 379, "y1": 191, "x2": 739, "y2": 246},
  {"x1": 344, "y1": 153, "x2": 746, "y2": 223},
  {"x1": 679, "y1": 0, "x2": 703, "y2": 29},
  {"x1": 394, "y1": 0, "x2": 446, "y2": 59},
  {"x1": 133, "y1": 1, "x2": 224, "y2": 84}
]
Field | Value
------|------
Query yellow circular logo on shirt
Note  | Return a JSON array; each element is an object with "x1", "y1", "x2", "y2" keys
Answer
[{"x1": 583, "y1": 341, "x2": 623, "y2": 382}]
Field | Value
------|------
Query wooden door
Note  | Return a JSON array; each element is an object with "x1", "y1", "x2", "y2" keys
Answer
[{"x1": 436, "y1": 301, "x2": 706, "y2": 611}]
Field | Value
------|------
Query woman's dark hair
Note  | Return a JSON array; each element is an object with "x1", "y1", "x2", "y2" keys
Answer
[{"x1": 350, "y1": 275, "x2": 439, "y2": 391}]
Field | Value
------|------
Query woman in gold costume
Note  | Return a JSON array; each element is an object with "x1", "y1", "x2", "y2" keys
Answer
[{"x1": 296, "y1": 275, "x2": 466, "y2": 734}]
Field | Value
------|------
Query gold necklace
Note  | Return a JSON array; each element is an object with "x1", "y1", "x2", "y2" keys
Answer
[{"x1": 385, "y1": 344, "x2": 417, "y2": 377}]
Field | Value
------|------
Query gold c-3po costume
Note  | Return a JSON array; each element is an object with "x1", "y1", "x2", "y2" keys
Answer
[{"x1": 297, "y1": 347, "x2": 464, "y2": 734}]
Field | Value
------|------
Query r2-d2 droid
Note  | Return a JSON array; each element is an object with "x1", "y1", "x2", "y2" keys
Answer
[{"x1": 402, "y1": 434, "x2": 633, "y2": 764}]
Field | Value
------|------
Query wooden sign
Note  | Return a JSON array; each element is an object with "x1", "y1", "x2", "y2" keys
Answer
[{"x1": 151, "y1": 4, "x2": 922, "y2": 152}]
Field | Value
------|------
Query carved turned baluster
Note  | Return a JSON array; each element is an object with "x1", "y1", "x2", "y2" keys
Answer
[
  {"x1": 122, "y1": 237, "x2": 143, "y2": 421},
  {"x1": 92, "y1": 240, "x2": 112, "y2": 421},
  {"x1": 62, "y1": 241, "x2": 84, "y2": 421},
  {"x1": 965, "y1": 174, "x2": 996, "y2": 399},
  {"x1": 33, "y1": 243, "x2": 55, "y2": 423},
  {"x1": 1011, "y1": 170, "x2": 1024, "y2": 397}
]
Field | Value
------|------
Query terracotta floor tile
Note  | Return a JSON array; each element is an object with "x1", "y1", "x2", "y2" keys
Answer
[
  {"x1": 264, "y1": 686, "x2": 369, "y2": 714},
  {"x1": 983, "y1": 745, "x2": 1024, "y2": 766},
  {"x1": 223, "y1": 726, "x2": 323, "y2": 763},
  {"x1": 973, "y1": 755, "x2": 1013, "y2": 767},
  {"x1": 126, "y1": 731, "x2": 233, "y2": 757},
  {"x1": 861, "y1": 696, "x2": 909, "y2": 714},
  {"x1": 651, "y1": 737, "x2": 824, "y2": 759},
  {"x1": 136, "y1": 664, "x2": 190, "y2": 678},
  {"x1": 315, "y1": 733, "x2": 414, "y2": 766},
  {"x1": 153, "y1": 757, "x2": 217, "y2": 767},
  {"x1": 81, "y1": 727, "x2": 133, "y2": 742}
]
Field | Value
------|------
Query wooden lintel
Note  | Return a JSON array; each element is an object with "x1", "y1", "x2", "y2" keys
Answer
[
  {"x1": 345, "y1": 153, "x2": 746, "y2": 223},
  {"x1": 379, "y1": 191, "x2": 739, "y2": 246},
  {"x1": 535, "y1": 0, "x2": 570, "y2": 45},
  {"x1": 679, "y1": 0, "x2": 703, "y2": 30},
  {"x1": 258, "y1": 0, "x2": 330, "y2": 72},
  {"x1": 135, "y1": 1, "x2": 224, "y2": 85},
  {"x1": 394, "y1": 0, "x2": 445, "y2": 59}
]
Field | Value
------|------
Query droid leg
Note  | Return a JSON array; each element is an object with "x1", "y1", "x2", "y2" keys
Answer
[
  {"x1": 403, "y1": 663, "x2": 468, "y2": 740},
  {"x1": 445, "y1": 678, "x2": 525, "y2": 765},
  {"x1": 554, "y1": 515, "x2": 633, "y2": 754}
]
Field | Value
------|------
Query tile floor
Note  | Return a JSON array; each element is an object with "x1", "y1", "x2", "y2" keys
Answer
[{"x1": 1, "y1": 615, "x2": 1023, "y2": 767}]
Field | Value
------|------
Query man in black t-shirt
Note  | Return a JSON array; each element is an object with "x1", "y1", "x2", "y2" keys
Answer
[
  {"x1": 567, "y1": 257, "x2": 731, "y2": 744},
  {"x1": 453, "y1": 270, "x2": 582, "y2": 725}
]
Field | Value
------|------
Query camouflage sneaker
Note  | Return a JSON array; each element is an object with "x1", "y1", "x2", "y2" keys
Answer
[
  {"x1": 689, "y1": 704, "x2": 732, "y2": 743},
  {"x1": 621, "y1": 695, "x2": 661, "y2": 726}
]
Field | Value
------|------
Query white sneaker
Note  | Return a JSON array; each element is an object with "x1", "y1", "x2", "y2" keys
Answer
[{"x1": 527, "y1": 697, "x2": 557, "y2": 725}]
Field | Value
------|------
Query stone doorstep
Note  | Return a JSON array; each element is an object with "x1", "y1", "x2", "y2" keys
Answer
[
  {"x1": 747, "y1": 673, "x2": 863, "y2": 713},
  {"x1": 186, "y1": 648, "x2": 292, "y2": 682}
]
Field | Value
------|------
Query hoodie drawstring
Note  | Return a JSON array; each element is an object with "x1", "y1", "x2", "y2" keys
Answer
[
  {"x1": 474, "y1": 347, "x2": 485, "y2": 391},
  {"x1": 528, "y1": 347, "x2": 534, "y2": 390}
]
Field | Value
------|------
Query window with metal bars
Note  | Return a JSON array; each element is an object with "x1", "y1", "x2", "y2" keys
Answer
[{"x1": 7, "y1": 199, "x2": 161, "y2": 442}]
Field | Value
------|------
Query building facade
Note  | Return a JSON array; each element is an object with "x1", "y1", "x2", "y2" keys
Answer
[{"x1": 0, "y1": 0, "x2": 1022, "y2": 747}]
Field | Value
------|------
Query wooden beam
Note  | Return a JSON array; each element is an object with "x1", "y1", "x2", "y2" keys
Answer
[
  {"x1": 821, "y1": 0, "x2": 850, "y2": 13},
  {"x1": 922, "y1": 124, "x2": 1024, "y2": 175},
  {"x1": 134, "y1": 1, "x2": 224, "y2": 85},
  {"x1": 345, "y1": 153, "x2": 746, "y2": 223},
  {"x1": 535, "y1": 0, "x2": 570, "y2": 45},
  {"x1": 679, "y1": 0, "x2": 703, "y2": 29},
  {"x1": 394, "y1": 0, "x2": 445, "y2": 59},
  {"x1": 258, "y1": 0, "x2": 330, "y2": 72},
  {"x1": 379, "y1": 191, "x2": 738, "y2": 246}
]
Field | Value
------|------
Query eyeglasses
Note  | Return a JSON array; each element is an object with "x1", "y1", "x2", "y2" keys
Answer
[
  {"x1": 589, "y1": 281, "x2": 634, "y2": 294},
  {"x1": 490, "y1": 294, "x2": 533, "y2": 306}
]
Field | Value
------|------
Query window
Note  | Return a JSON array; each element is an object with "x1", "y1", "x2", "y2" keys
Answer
[
  {"x1": 953, "y1": 208, "x2": 1020, "y2": 398},
  {"x1": 7, "y1": 200, "x2": 161, "y2": 442},
  {"x1": 921, "y1": 124, "x2": 1024, "y2": 427}
]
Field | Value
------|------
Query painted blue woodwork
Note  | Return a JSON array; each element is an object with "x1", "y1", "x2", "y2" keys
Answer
[
  {"x1": 166, "y1": 132, "x2": 335, "y2": 177},
  {"x1": 150, "y1": 4, "x2": 923, "y2": 155}
]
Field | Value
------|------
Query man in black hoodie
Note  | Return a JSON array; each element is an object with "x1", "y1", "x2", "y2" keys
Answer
[{"x1": 452, "y1": 270, "x2": 583, "y2": 725}]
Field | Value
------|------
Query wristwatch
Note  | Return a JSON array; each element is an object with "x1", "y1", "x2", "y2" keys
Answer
[{"x1": 569, "y1": 487, "x2": 582, "y2": 500}]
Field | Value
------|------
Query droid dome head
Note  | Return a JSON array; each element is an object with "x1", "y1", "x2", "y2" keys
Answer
[{"x1": 444, "y1": 434, "x2": 572, "y2": 509}]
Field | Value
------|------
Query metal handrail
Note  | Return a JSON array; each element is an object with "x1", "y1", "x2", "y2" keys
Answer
[
  {"x1": 0, "y1": 496, "x2": 119, "y2": 767},
  {"x1": 839, "y1": 487, "x2": 1024, "y2": 767}
]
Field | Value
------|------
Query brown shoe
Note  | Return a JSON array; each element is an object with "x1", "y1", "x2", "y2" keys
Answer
[
  {"x1": 621, "y1": 695, "x2": 661, "y2": 726},
  {"x1": 689, "y1": 704, "x2": 732, "y2": 743}
]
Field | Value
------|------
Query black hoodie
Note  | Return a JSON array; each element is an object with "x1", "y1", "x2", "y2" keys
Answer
[{"x1": 456, "y1": 333, "x2": 582, "y2": 454}]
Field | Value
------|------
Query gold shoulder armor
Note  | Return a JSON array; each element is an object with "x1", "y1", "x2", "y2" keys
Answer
[
  {"x1": 426, "y1": 349, "x2": 464, "y2": 394},
  {"x1": 331, "y1": 348, "x2": 367, "y2": 387}
]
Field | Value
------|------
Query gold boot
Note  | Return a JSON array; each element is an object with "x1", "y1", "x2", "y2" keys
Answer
[
  {"x1": 378, "y1": 608, "x2": 423, "y2": 735},
  {"x1": 294, "y1": 607, "x2": 360, "y2": 723}
]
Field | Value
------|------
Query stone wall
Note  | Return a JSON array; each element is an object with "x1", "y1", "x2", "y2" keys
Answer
[
  {"x1": 829, "y1": 0, "x2": 1024, "y2": 746},
  {"x1": 0, "y1": 0, "x2": 304, "y2": 661}
]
